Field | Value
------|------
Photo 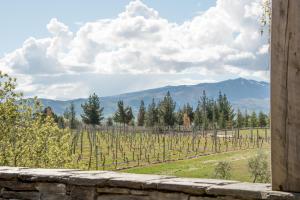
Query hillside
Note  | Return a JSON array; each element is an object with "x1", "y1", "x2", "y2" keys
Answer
[{"x1": 34, "y1": 78, "x2": 270, "y2": 117}]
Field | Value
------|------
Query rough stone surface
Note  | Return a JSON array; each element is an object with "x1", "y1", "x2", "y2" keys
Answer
[
  {"x1": 69, "y1": 186, "x2": 96, "y2": 200},
  {"x1": 0, "y1": 167, "x2": 299, "y2": 200},
  {"x1": 0, "y1": 180, "x2": 36, "y2": 191},
  {"x1": 207, "y1": 182, "x2": 271, "y2": 199}
]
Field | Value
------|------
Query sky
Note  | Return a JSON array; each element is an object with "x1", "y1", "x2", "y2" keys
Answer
[{"x1": 0, "y1": 0, "x2": 269, "y2": 100}]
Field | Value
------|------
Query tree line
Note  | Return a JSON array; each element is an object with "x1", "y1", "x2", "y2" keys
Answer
[{"x1": 58, "y1": 91, "x2": 269, "y2": 130}]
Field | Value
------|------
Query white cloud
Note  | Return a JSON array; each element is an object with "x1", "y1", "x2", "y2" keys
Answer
[
  {"x1": 1, "y1": 37, "x2": 62, "y2": 75},
  {"x1": 120, "y1": 0, "x2": 159, "y2": 19},
  {"x1": 32, "y1": 82, "x2": 89, "y2": 100},
  {"x1": 257, "y1": 44, "x2": 269, "y2": 55},
  {"x1": 0, "y1": 0, "x2": 269, "y2": 99},
  {"x1": 47, "y1": 18, "x2": 72, "y2": 37}
]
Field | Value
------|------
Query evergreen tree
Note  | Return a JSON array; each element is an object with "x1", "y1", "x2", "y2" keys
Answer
[
  {"x1": 267, "y1": 113, "x2": 270, "y2": 127},
  {"x1": 217, "y1": 92, "x2": 226, "y2": 129},
  {"x1": 125, "y1": 106, "x2": 134, "y2": 125},
  {"x1": 43, "y1": 106, "x2": 66, "y2": 128},
  {"x1": 213, "y1": 101, "x2": 219, "y2": 127},
  {"x1": 201, "y1": 91, "x2": 208, "y2": 130},
  {"x1": 43, "y1": 106, "x2": 55, "y2": 118},
  {"x1": 244, "y1": 110, "x2": 250, "y2": 128},
  {"x1": 113, "y1": 101, "x2": 134, "y2": 126},
  {"x1": 206, "y1": 99, "x2": 215, "y2": 128},
  {"x1": 106, "y1": 117, "x2": 113, "y2": 126},
  {"x1": 81, "y1": 93, "x2": 104, "y2": 126},
  {"x1": 222, "y1": 94, "x2": 235, "y2": 128},
  {"x1": 209, "y1": 101, "x2": 216, "y2": 130},
  {"x1": 145, "y1": 98, "x2": 158, "y2": 127},
  {"x1": 113, "y1": 101, "x2": 126, "y2": 125},
  {"x1": 176, "y1": 108, "x2": 184, "y2": 126},
  {"x1": 137, "y1": 100, "x2": 146, "y2": 126},
  {"x1": 218, "y1": 111, "x2": 226, "y2": 129},
  {"x1": 56, "y1": 116, "x2": 65, "y2": 129},
  {"x1": 218, "y1": 91, "x2": 224, "y2": 111},
  {"x1": 64, "y1": 102, "x2": 77, "y2": 129},
  {"x1": 194, "y1": 101, "x2": 203, "y2": 129},
  {"x1": 183, "y1": 103, "x2": 194, "y2": 123},
  {"x1": 236, "y1": 109, "x2": 244, "y2": 128},
  {"x1": 258, "y1": 111, "x2": 267, "y2": 127},
  {"x1": 63, "y1": 107, "x2": 70, "y2": 119},
  {"x1": 158, "y1": 91, "x2": 176, "y2": 127},
  {"x1": 250, "y1": 111, "x2": 258, "y2": 128}
]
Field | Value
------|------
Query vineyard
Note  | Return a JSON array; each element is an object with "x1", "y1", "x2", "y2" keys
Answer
[{"x1": 70, "y1": 126, "x2": 270, "y2": 171}]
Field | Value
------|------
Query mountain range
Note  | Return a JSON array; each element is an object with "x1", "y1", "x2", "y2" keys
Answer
[{"x1": 34, "y1": 78, "x2": 270, "y2": 118}]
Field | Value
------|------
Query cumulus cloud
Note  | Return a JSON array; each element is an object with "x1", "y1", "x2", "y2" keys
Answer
[{"x1": 0, "y1": 0, "x2": 269, "y2": 99}]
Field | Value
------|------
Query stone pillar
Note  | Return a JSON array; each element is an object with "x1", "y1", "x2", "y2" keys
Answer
[{"x1": 271, "y1": 0, "x2": 300, "y2": 192}]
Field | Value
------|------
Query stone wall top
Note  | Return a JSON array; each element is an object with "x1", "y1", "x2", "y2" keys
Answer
[{"x1": 0, "y1": 166, "x2": 299, "y2": 200}]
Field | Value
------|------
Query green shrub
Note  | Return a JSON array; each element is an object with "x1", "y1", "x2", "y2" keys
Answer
[
  {"x1": 248, "y1": 150, "x2": 270, "y2": 183},
  {"x1": 214, "y1": 160, "x2": 232, "y2": 179}
]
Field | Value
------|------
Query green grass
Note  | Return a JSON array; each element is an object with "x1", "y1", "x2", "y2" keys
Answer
[{"x1": 121, "y1": 148, "x2": 271, "y2": 183}]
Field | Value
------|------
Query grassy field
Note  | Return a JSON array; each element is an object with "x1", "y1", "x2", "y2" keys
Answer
[{"x1": 121, "y1": 148, "x2": 271, "y2": 183}]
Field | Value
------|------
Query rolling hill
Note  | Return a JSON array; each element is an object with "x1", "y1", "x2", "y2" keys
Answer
[{"x1": 33, "y1": 78, "x2": 270, "y2": 118}]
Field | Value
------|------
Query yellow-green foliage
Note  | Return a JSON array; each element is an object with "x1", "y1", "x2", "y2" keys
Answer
[{"x1": 0, "y1": 71, "x2": 73, "y2": 168}]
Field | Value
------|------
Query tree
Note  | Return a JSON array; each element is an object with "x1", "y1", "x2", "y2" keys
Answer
[
  {"x1": 124, "y1": 106, "x2": 134, "y2": 125},
  {"x1": 113, "y1": 100, "x2": 126, "y2": 125},
  {"x1": 64, "y1": 102, "x2": 78, "y2": 129},
  {"x1": 43, "y1": 106, "x2": 54, "y2": 117},
  {"x1": 217, "y1": 92, "x2": 225, "y2": 129},
  {"x1": 200, "y1": 91, "x2": 208, "y2": 130},
  {"x1": 137, "y1": 100, "x2": 146, "y2": 126},
  {"x1": 145, "y1": 98, "x2": 158, "y2": 127},
  {"x1": 250, "y1": 111, "x2": 258, "y2": 128},
  {"x1": 176, "y1": 108, "x2": 184, "y2": 126},
  {"x1": 260, "y1": 0, "x2": 271, "y2": 36},
  {"x1": 42, "y1": 106, "x2": 66, "y2": 128},
  {"x1": 218, "y1": 111, "x2": 225, "y2": 129},
  {"x1": 183, "y1": 113, "x2": 191, "y2": 128},
  {"x1": 236, "y1": 109, "x2": 244, "y2": 128},
  {"x1": 193, "y1": 101, "x2": 203, "y2": 129},
  {"x1": 56, "y1": 116, "x2": 65, "y2": 129},
  {"x1": 266, "y1": 113, "x2": 270, "y2": 127},
  {"x1": 206, "y1": 99, "x2": 215, "y2": 128},
  {"x1": 258, "y1": 111, "x2": 267, "y2": 128},
  {"x1": 221, "y1": 94, "x2": 235, "y2": 128},
  {"x1": 244, "y1": 110, "x2": 250, "y2": 128},
  {"x1": 106, "y1": 117, "x2": 113, "y2": 126},
  {"x1": 158, "y1": 91, "x2": 176, "y2": 127},
  {"x1": 81, "y1": 93, "x2": 104, "y2": 126},
  {"x1": 0, "y1": 71, "x2": 72, "y2": 168},
  {"x1": 212, "y1": 101, "x2": 219, "y2": 128},
  {"x1": 183, "y1": 103, "x2": 194, "y2": 123},
  {"x1": 113, "y1": 101, "x2": 134, "y2": 126},
  {"x1": 248, "y1": 150, "x2": 270, "y2": 183}
]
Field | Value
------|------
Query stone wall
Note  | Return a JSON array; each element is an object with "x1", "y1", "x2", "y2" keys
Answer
[{"x1": 0, "y1": 167, "x2": 298, "y2": 200}]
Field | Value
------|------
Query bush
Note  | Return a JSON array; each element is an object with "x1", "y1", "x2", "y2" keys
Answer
[
  {"x1": 214, "y1": 161, "x2": 232, "y2": 179},
  {"x1": 248, "y1": 150, "x2": 270, "y2": 183}
]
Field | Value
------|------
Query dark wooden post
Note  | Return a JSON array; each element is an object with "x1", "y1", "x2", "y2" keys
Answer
[{"x1": 271, "y1": 0, "x2": 300, "y2": 192}]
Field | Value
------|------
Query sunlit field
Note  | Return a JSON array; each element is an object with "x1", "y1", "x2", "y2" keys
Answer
[
  {"x1": 122, "y1": 148, "x2": 270, "y2": 182},
  {"x1": 71, "y1": 127, "x2": 270, "y2": 173}
]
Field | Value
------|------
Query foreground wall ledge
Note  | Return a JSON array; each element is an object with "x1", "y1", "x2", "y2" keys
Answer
[{"x1": 0, "y1": 167, "x2": 299, "y2": 200}]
